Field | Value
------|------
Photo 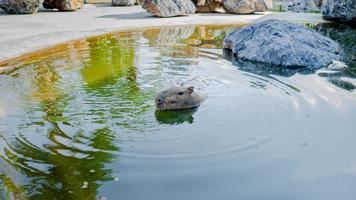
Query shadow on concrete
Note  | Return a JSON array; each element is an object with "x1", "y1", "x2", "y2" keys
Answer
[
  {"x1": 195, "y1": 12, "x2": 264, "y2": 17},
  {"x1": 97, "y1": 11, "x2": 152, "y2": 20}
]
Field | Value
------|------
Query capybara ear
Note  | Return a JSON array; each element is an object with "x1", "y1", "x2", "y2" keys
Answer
[{"x1": 187, "y1": 86, "x2": 194, "y2": 94}]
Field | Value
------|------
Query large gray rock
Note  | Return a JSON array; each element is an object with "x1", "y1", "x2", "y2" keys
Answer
[
  {"x1": 141, "y1": 0, "x2": 196, "y2": 17},
  {"x1": 224, "y1": 19, "x2": 342, "y2": 69},
  {"x1": 222, "y1": 0, "x2": 255, "y2": 14},
  {"x1": 112, "y1": 0, "x2": 136, "y2": 6},
  {"x1": 0, "y1": 0, "x2": 43, "y2": 14},
  {"x1": 321, "y1": 0, "x2": 356, "y2": 23}
]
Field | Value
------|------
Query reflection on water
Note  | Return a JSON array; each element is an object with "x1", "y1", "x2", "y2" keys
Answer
[
  {"x1": 223, "y1": 22, "x2": 356, "y2": 91},
  {"x1": 155, "y1": 108, "x2": 197, "y2": 125},
  {"x1": 316, "y1": 23, "x2": 356, "y2": 91},
  {"x1": 0, "y1": 24, "x2": 356, "y2": 200}
]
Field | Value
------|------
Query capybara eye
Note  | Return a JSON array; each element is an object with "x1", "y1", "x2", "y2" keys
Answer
[{"x1": 178, "y1": 92, "x2": 184, "y2": 95}]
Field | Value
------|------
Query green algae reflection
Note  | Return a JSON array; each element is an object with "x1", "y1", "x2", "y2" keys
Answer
[
  {"x1": 0, "y1": 24, "x2": 241, "y2": 200},
  {"x1": 0, "y1": 32, "x2": 144, "y2": 199}
]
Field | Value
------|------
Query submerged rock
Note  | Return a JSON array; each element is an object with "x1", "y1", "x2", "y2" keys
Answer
[
  {"x1": 224, "y1": 19, "x2": 341, "y2": 69},
  {"x1": 141, "y1": 0, "x2": 196, "y2": 17},
  {"x1": 321, "y1": 0, "x2": 356, "y2": 23},
  {"x1": 0, "y1": 0, "x2": 43, "y2": 14},
  {"x1": 112, "y1": 0, "x2": 137, "y2": 6},
  {"x1": 43, "y1": 0, "x2": 83, "y2": 11}
]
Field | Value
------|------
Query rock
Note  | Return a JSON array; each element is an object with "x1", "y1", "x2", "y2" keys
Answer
[
  {"x1": 195, "y1": 0, "x2": 226, "y2": 13},
  {"x1": 222, "y1": 0, "x2": 255, "y2": 14},
  {"x1": 272, "y1": 0, "x2": 320, "y2": 13},
  {"x1": 192, "y1": 0, "x2": 205, "y2": 5},
  {"x1": 327, "y1": 60, "x2": 348, "y2": 70},
  {"x1": 223, "y1": 19, "x2": 342, "y2": 69},
  {"x1": 315, "y1": 23, "x2": 355, "y2": 91},
  {"x1": 254, "y1": 0, "x2": 272, "y2": 12},
  {"x1": 141, "y1": 0, "x2": 196, "y2": 17},
  {"x1": 112, "y1": 0, "x2": 136, "y2": 6},
  {"x1": 43, "y1": 0, "x2": 83, "y2": 11},
  {"x1": 314, "y1": 0, "x2": 323, "y2": 8},
  {"x1": 0, "y1": 0, "x2": 43, "y2": 14},
  {"x1": 321, "y1": 0, "x2": 356, "y2": 23},
  {"x1": 288, "y1": 0, "x2": 320, "y2": 12}
]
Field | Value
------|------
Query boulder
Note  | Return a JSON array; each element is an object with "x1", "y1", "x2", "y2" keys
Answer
[
  {"x1": 223, "y1": 19, "x2": 342, "y2": 69},
  {"x1": 112, "y1": 0, "x2": 137, "y2": 6},
  {"x1": 286, "y1": 0, "x2": 320, "y2": 12},
  {"x1": 141, "y1": 0, "x2": 196, "y2": 17},
  {"x1": 0, "y1": 0, "x2": 43, "y2": 14},
  {"x1": 321, "y1": 0, "x2": 356, "y2": 23},
  {"x1": 222, "y1": 0, "x2": 255, "y2": 14},
  {"x1": 43, "y1": 0, "x2": 83, "y2": 11},
  {"x1": 314, "y1": 0, "x2": 323, "y2": 8},
  {"x1": 194, "y1": 0, "x2": 226, "y2": 13},
  {"x1": 254, "y1": 0, "x2": 272, "y2": 12}
]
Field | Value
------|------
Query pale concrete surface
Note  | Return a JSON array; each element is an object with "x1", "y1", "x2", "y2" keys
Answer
[
  {"x1": 256, "y1": 12, "x2": 327, "y2": 23},
  {"x1": 0, "y1": 4, "x2": 326, "y2": 61}
]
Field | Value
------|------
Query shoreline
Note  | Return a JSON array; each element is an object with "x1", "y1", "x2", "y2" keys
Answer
[{"x1": 0, "y1": 4, "x2": 327, "y2": 62}]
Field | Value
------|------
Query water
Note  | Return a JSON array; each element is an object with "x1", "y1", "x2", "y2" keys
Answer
[{"x1": 0, "y1": 23, "x2": 355, "y2": 200}]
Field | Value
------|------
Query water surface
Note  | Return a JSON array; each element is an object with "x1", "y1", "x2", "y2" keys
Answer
[{"x1": 0, "y1": 24, "x2": 356, "y2": 200}]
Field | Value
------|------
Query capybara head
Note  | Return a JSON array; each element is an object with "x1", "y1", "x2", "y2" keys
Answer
[{"x1": 155, "y1": 86, "x2": 203, "y2": 111}]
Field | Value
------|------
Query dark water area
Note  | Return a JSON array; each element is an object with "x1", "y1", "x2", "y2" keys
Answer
[{"x1": 0, "y1": 23, "x2": 355, "y2": 200}]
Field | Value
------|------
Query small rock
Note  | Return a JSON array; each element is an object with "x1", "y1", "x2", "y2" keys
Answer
[
  {"x1": 0, "y1": 0, "x2": 43, "y2": 14},
  {"x1": 222, "y1": 0, "x2": 255, "y2": 14},
  {"x1": 314, "y1": 0, "x2": 323, "y2": 8},
  {"x1": 254, "y1": 0, "x2": 272, "y2": 12},
  {"x1": 194, "y1": 0, "x2": 225, "y2": 13},
  {"x1": 327, "y1": 60, "x2": 348, "y2": 70},
  {"x1": 43, "y1": 0, "x2": 83, "y2": 11},
  {"x1": 114, "y1": 177, "x2": 119, "y2": 181},
  {"x1": 141, "y1": 0, "x2": 196, "y2": 17}
]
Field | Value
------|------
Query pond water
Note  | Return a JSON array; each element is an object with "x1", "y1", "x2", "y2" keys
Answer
[{"x1": 0, "y1": 23, "x2": 355, "y2": 200}]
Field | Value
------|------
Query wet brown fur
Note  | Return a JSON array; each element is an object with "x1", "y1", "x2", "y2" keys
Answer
[{"x1": 155, "y1": 86, "x2": 203, "y2": 110}]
